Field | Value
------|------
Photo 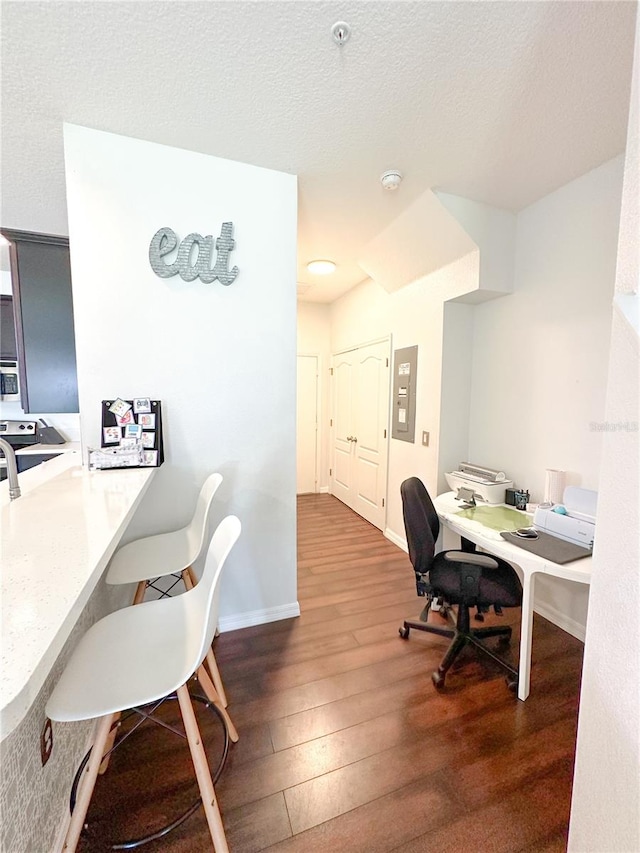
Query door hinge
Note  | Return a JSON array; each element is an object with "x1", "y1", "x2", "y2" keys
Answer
[
  {"x1": 386, "y1": 358, "x2": 389, "y2": 367},
  {"x1": 329, "y1": 468, "x2": 332, "y2": 476},
  {"x1": 330, "y1": 367, "x2": 334, "y2": 375},
  {"x1": 382, "y1": 498, "x2": 385, "y2": 507},
  {"x1": 384, "y1": 429, "x2": 387, "y2": 438},
  {"x1": 330, "y1": 418, "x2": 333, "y2": 427}
]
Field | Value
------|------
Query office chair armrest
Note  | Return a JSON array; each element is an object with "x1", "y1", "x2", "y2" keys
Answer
[
  {"x1": 443, "y1": 551, "x2": 499, "y2": 569},
  {"x1": 442, "y1": 552, "x2": 497, "y2": 600}
]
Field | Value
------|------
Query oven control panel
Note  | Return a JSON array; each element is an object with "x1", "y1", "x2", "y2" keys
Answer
[{"x1": 0, "y1": 420, "x2": 37, "y2": 436}]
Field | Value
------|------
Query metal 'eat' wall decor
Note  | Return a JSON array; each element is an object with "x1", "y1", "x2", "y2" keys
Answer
[{"x1": 148, "y1": 222, "x2": 239, "y2": 285}]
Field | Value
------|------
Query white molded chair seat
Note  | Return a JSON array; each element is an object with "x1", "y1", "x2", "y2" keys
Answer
[
  {"x1": 46, "y1": 515, "x2": 241, "y2": 853},
  {"x1": 48, "y1": 594, "x2": 211, "y2": 721},
  {"x1": 105, "y1": 472, "x2": 229, "y2": 708},
  {"x1": 106, "y1": 472, "x2": 223, "y2": 587}
]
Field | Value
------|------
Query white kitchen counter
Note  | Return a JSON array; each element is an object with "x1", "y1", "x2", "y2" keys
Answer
[
  {"x1": 1, "y1": 452, "x2": 155, "y2": 739},
  {"x1": 14, "y1": 440, "x2": 81, "y2": 455}
]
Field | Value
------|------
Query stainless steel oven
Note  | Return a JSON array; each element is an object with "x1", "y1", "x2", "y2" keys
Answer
[{"x1": 0, "y1": 420, "x2": 37, "y2": 480}]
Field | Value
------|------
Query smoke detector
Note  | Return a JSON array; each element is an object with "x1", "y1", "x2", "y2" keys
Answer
[
  {"x1": 380, "y1": 170, "x2": 403, "y2": 191},
  {"x1": 332, "y1": 22, "x2": 351, "y2": 46}
]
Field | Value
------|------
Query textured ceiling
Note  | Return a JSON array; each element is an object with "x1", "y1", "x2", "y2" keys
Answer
[{"x1": 1, "y1": 1, "x2": 637, "y2": 302}]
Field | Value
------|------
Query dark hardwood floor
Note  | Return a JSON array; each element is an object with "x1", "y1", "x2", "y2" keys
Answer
[{"x1": 78, "y1": 494, "x2": 584, "y2": 852}]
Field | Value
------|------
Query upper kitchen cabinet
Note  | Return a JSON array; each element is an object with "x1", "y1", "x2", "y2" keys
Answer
[
  {"x1": 0, "y1": 295, "x2": 18, "y2": 360},
  {"x1": 1, "y1": 229, "x2": 79, "y2": 413}
]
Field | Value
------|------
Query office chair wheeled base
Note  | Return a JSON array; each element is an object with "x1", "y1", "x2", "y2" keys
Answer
[
  {"x1": 430, "y1": 605, "x2": 517, "y2": 691},
  {"x1": 398, "y1": 620, "x2": 455, "y2": 641},
  {"x1": 399, "y1": 596, "x2": 455, "y2": 641}
]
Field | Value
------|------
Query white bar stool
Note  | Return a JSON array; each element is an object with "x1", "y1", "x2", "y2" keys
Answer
[
  {"x1": 46, "y1": 515, "x2": 241, "y2": 853},
  {"x1": 106, "y1": 472, "x2": 229, "y2": 707}
]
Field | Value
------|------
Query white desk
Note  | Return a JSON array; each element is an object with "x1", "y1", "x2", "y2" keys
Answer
[{"x1": 433, "y1": 491, "x2": 591, "y2": 701}]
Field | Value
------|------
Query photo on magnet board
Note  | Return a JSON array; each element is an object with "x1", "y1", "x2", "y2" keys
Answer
[
  {"x1": 138, "y1": 413, "x2": 156, "y2": 429},
  {"x1": 103, "y1": 426, "x2": 121, "y2": 444},
  {"x1": 133, "y1": 397, "x2": 152, "y2": 414},
  {"x1": 109, "y1": 398, "x2": 132, "y2": 418}
]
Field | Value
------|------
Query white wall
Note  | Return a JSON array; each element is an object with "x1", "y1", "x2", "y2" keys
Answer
[
  {"x1": 297, "y1": 302, "x2": 331, "y2": 492},
  {"x1": 329, "y1": 251, "x2": 480, "y2": 543},
  {"x1": 467, "y1": 156, "x2": 625, "y2": 638},
  {"x1": 569, "y1": 15, "x2": 640, "y2": 851},
  {"x1": 439, "y1": 300, "x2": 474, "y2": 492},
  {"x1": 323, "y1": 158, "x2": 624, "y2": 640},
  {"x1": 64, "y1": 124, "x2": 298, "y2": 630}
]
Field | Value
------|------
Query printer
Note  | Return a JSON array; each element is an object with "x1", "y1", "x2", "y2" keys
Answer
[
  {"x1": 533, "y1": 486, "x2": 597, "y2": 549},
  {"x1": 445, "y1": 462, "x2": 513, "y2": 505}
]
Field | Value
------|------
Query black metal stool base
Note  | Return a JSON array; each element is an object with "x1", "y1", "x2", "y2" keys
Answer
[{"x1": 70, "y1": 691, "x2": 229, "y2": 850}]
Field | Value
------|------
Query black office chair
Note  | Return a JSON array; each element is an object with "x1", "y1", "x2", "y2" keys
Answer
[{"x1": 399, "y1": 477, "x2": 522, "y2": 691}]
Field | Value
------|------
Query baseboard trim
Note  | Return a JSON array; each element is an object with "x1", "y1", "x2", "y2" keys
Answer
[
  {"x1": 218, "y1": 602, "x2": 301, "y2": 633},
  {"x1": 319, "y1": 486, "x2": 329, "y2": 494},
  {"x1": 385, "y1": 527, "x2": 407, "y2": 553},
  {"x1": 533, "y1": 600, "x2": 586, "y2": 642}
]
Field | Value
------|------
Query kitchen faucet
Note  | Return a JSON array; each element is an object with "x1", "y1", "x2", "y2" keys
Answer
[{"x1": 0, "y1": 437, "x2": 21, "y2": 500}]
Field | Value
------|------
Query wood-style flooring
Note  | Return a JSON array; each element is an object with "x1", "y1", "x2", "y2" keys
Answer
[{"x1": 77, "y1": 493, "x2": 584, "y2": 852}]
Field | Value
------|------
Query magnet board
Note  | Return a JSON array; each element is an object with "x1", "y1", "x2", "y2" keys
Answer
[{"x1": 100, "y1": 399, "x2": 164, "y2": 467}]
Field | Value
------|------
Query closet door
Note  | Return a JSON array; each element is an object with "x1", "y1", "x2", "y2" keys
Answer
[
  {"x1": 297, "y1": 354, "x2": 319, "y2": 494},
  {"x1": 330, "y1": 352, "x2": 355, "y2": 508},
  {"x1": 330, "y1": 340, "x2": 390, "y2": 530}
]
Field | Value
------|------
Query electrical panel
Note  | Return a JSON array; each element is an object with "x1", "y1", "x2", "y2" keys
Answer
[{"x1": 391, "y1": 345, "x2": 417, "y2": 443}]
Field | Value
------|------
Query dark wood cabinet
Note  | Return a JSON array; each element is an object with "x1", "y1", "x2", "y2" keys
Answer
[
  {"x1": 0, "y1": 295, "x2": 18, "y2": 360},
  {"x1": 16, "y1": 453, "x2": 61, "y2": 473},
  {"x1": 1, "y1": 229, "x2": 79, "y2": 413}
]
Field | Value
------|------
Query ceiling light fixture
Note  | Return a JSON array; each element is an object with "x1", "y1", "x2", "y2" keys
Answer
[
  {"x1": 307, "y1": 260, "x2": 336, "y2": 275},
  {"x1": 380, "y1": 170, "x2": 403, "y2": 191}
]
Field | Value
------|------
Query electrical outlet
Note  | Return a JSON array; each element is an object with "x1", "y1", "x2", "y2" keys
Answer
[
  {"x1": 41, "y1": 717, "x2": 53, "y2": 766},
  {"x1": 422, "y1": 431, "x2": 430, "y2": 447}
]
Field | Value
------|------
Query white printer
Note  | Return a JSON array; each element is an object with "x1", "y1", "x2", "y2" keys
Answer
[
  {"x1": 445, "y1": 462, "x2": 513, "y2": 505},
  {"x1": 533, "y1": 486, "x2": 597, "y2": 549}
]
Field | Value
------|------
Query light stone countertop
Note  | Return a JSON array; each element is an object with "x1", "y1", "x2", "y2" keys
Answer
[
  {"x1": 1, "y1": 452, "x2": 155, "y2": 739},
  {"x1": 14, "y1": 441, "x2": 81, "y2": 455}
]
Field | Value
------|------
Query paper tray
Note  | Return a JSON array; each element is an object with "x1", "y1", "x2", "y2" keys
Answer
[{"x1": 500, "y1": 531, "x2": 592, "y2": 564}]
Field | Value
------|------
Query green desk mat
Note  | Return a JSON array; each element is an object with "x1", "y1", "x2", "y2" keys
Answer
[{"x1": 454, "y1": 505, "x2": 529, "y2": 532}]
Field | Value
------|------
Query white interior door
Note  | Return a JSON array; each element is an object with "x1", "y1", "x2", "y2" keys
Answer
[
  {"x1": 330, "y1": 352, "x2": 355, "y2": 507},
  {"x1": 330, "y1": 340, "x2": 390, "y2": 529},
  {"x1": 297, "y1": 354, "x2": 318, "y2": 494}
]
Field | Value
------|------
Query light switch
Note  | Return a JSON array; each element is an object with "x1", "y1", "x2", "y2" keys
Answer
[{"x1": 422, "y1": 431, "x2": 429, "y2": 447}]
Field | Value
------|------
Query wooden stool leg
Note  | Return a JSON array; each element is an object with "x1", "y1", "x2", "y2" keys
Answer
[
  {"x1": 63, "y1": 713, "x2": 116, "y2": 852},
  {"x1": 182, "y1": 569, "x2": 229, "y2": 708},
  {"x1": 177, "y1": 684, "x2": 229, "y2": 853},
  {"x1": 132, "y1": 581, "x2": 147, "y2": 605},
  {"x1": 196, "y1": 665, "x2": 239, "y2": 743},
  {"x1": 204, "y1": 648, "x2": 228, "y2": 708},
  {"x1": 98, "y1": 712, "x2": 121, "y2": 775}
]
